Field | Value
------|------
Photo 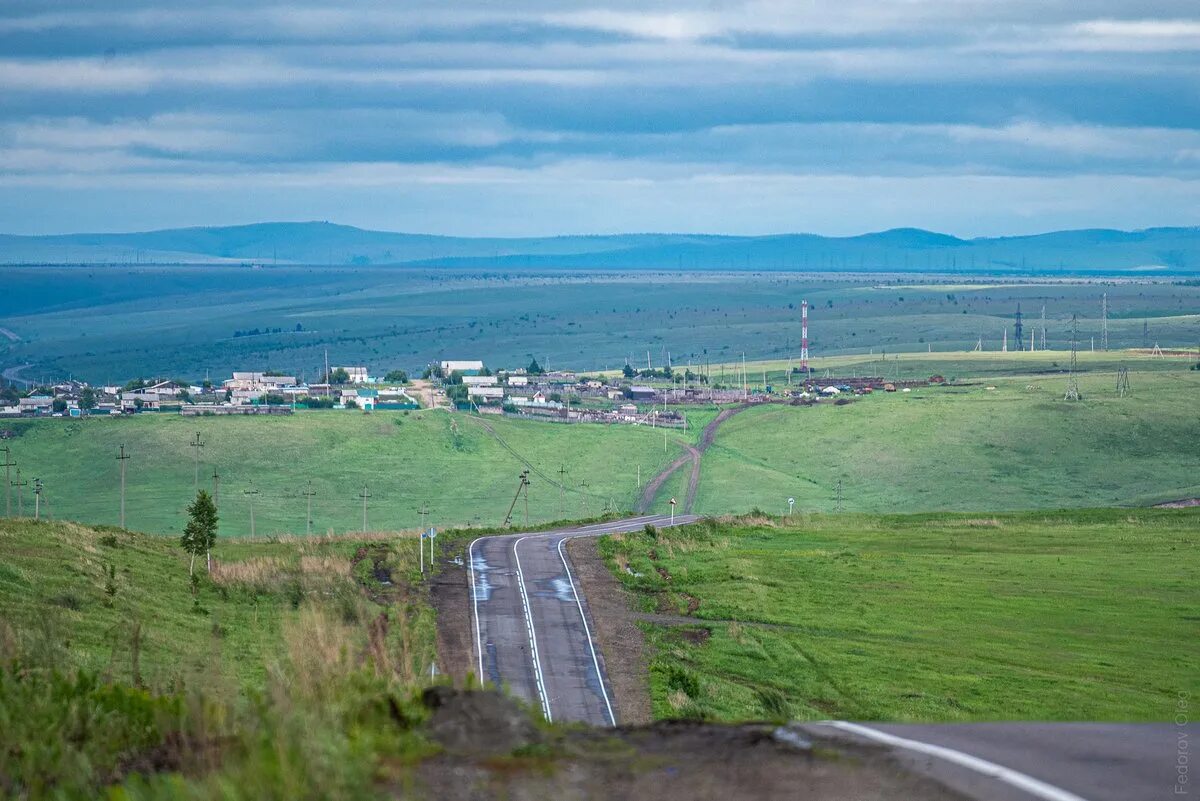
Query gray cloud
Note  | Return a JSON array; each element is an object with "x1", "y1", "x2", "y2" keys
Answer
[{"x1": 0, "y1": 0, "x2": 1196, "y2": 235}]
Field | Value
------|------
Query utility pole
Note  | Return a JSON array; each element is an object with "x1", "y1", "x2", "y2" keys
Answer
[
  {"x1": 1065, "y1": 315, "x2": 1081, "y2": 401},
  {"x1": 360, "y1": 485, "x2": 371, "y2": 533},
  {"x1": 116, "y1": 445, "x2": 129, "y2": 528},
  {"x1": 503, "y1": 470, "x2": 530, "y2": 527},
  {"x1": 211, "y1": 468, "x2": 220, "y2": 509},
  {"x1": 11, "y1": 469, "x2": 26, "y2": 517},
  {"x1": 1, "y1": 444, "x2": 14, "y2": 517},
  {"x1": 1101, "y1": 293, "x2": 1109, "y2": 351},
  {"x1": 33, "y1": 478, "x2": 43, "y2": 521},
  {"x1": 302, "y1": 482, "x2": 316, "y2": 535},
  {"x1": 418, "y1": 502, "x2": 429, "y2": 534},
  {"x1": 834, "y1": 479, "x2": 844, "y2": 513},
  {"x1": 557, "y1": 464, "x2": 568, "y2": 520},
  {"x1": 245, "y1": 483, "x2": 259, "y2": 538},
  {"x1": 189, "y1": 432, "x2": 204, "y2": 491}
]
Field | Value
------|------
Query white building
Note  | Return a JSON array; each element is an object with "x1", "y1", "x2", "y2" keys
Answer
[
  {"x1": 440, "y1": 360, "x2": 485, "y2": 374},
  {"x1": 334, "y1": 366, "x2": 369, "y2": 384},
  {"x1": 462, "y1": 375, "x2": 498, "y2": 386}
]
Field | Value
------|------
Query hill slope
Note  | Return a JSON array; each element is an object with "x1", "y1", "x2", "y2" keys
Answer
[{"x1": 2, "y1": 221, "x2": 1198, "y2": 273}]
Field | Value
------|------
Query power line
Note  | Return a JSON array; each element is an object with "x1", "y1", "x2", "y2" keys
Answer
[
  {"x1": 116, "y1": 445, "x2": 130, "y2": 529},
  {"x1": 2, "y1": 444, "x2": 14, "y2": 517},
  {"x1": 244, "y1": 482, "x2": 260, "y2": 537},
  {"x1": 189, "y1": 431, "x2": 205, "y2": 492},
  {"x1": 359, "y1": 485, "x2": 371, "y2": 533},
  {"x1": 302, "y1": 481, "x2": 317, "y2": 535}
]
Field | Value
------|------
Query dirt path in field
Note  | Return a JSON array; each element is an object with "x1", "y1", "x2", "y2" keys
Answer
[{"x1": 636, "y1": 404, "x2": 750, "y2": 514}]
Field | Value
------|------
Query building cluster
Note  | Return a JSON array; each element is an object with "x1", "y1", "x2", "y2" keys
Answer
[
  {"x1": 438, "y1": 360, "x2": 688, "y2": 428},
  {"x1": 0, "y1": 366, "x2": 419, "y2": 418}
]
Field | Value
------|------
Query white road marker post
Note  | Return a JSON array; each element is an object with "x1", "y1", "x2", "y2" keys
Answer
[
  {"x1": 788, "y1": 497, "x2": 795, "y2": 516},
  {"x1": 669, "y1": 497, "x2": 676, "y2": 526},
  {"x1": 428, "y1": 527, "x2": 437, "y2": 568},
  {"x1": 419, "y1": 530, "x2": 425, "y2": 574}
]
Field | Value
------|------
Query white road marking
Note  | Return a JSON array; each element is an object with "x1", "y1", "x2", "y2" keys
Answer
[
  {"x1": 821, "y1": 721, "x2": 1091, "y2": 801},
  {"x1": 471, "y1": 514, "x2": 697, "y2": 725},
  {"x1": 556, "y1": 535, "x2": 617, "y2": 726},
  {"x1": 468, "y1": 536, "x2": 485, "y2": 680},
  {"x1": 513, "y1": 535, "x2": 553, "y2": 721}
]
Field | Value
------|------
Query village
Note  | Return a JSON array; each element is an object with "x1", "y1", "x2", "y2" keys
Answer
[{"x1": 0, "y1": 355, "x2": 935, "y2": 428}]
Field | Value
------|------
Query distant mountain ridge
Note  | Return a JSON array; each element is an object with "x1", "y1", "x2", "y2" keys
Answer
[{"x1": 1, "y1": 221, "x2": 1197, "y2": 273}]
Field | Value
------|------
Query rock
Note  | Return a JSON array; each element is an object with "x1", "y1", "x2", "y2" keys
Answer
[{"x1": 422, "y1": 686, "x2": 540, "y2": 756}]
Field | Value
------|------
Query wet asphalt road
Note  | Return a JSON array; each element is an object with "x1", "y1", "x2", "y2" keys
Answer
[
  {"x1": 469, "y1": 513, "x2": 698, "y2": 725},
  {"x1": 801, "y1": 721, "x2": 1197, "y2": 801}
]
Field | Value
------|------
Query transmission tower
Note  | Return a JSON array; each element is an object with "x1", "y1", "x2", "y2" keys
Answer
[
  {"x1": 1101, "y1": 293, "x2": 1109, "y2": 351},
  {"x1": 799, "y1": 299, "x2": 810, "y2": 372},
  {"x1": 1014, "y1": 304, "x2": 1024, "y2": 352},
  {"x1": 833, "y1": 479, "x2": 844, "y2": 513},
  {"x1": 1116, "y1": 366, "x2": 1130, "y2": 397},
  {"x1": 1064, "y1": 315, "x2": 1081, "y2": 401}
]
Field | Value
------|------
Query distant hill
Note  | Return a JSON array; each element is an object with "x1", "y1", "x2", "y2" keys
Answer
[{"x1": 1, "y1": 221, "x2": 1197, "y2": 273}]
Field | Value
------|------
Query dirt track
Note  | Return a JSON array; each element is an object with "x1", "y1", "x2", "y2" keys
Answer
[{"x1": 636, "y1": 404, "x2": 749, "y2": 514}]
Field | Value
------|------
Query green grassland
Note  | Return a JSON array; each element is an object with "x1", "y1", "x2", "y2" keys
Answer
[
  {"x1": 599, "y1": 508, "x2": 1200, "y2": 722},
  {"x1": 692, "y1": 366, "x2": 1200, "y2": 515},
  {"x1": 2, "y1": 265, "x2": 1197, "y2": 383},
  {"x1": 0, "y1": 409, "x2": 681, "y2": 536},
  {"x1": 0, "y1": 517, "x2": 436, "y2": 691},
  {"x1": 3, "y1": 359, "x2": 1197, "y2": 536},
  {"x1": 0, "y1": 516, "x2": 447, "y2": 799}
]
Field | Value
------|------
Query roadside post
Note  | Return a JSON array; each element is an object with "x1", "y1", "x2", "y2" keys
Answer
[
  {"x1": 788, "y1": 497, "x2": 795, "y2": 516},
  {"x1": 669, "y1": 497, "x2": 676, "y2": 526},
  {"x1": 419, "y1": 529, "x2": 425, "y2": 574},
  {"x1": 428, "y1": 527, "x2": 437, "y2": 568}
]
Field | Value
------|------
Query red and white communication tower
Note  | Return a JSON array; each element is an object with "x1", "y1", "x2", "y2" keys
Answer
[{"x1": 799, "y1": 299, "x2": 810, "y2": 371}]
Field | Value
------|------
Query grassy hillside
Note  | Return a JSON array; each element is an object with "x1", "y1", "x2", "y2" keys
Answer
[
  {"x1": 599, "y1": 508, "x2": 1200, "y2": 722},
  {"x1": 0, "y1": 518, "x2": 436, "y2": 691},
  {"x1": 0, "y1": 410, "x2": 683, "y2": 536},
  {"x1": 693, "y1": 367, "x2": 1200, "y2": 515}
]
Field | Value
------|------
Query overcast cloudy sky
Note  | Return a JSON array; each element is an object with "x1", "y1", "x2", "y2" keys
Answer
[{"x1": 1, "y1": 1, "x2": 1198, "y2": 236}]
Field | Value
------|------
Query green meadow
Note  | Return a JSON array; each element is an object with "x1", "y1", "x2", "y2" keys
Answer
[
  {"x1": 693, "y1": 365, "x2": 1200, "y2": 515},
  {"x1": 0, "y1": 410, "x2": 682, "y2": 536},
  {"x1": 599, "y1": 508, "x2": 1200, "y2": 722}
]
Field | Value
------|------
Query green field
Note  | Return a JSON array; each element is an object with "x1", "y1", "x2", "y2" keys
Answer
[
  {"x1": 2, "y1": 265, "x2": 1197, "y2": 383},
  {"x1": 0, "y1": 409, "x2": 686, "y2": 536},
  {"x1": 693, "y1": 365, "x2": 1200, "y2": 515},
  {"x1": 0, "y1": 518, "x2": 436, "y2": 692},
  {"x1": 4, "y1": 358, "x2": 1198, "y2": 535},
  {"x1": 599, "y1": 508, "x2": 1200, "y2": 722}
]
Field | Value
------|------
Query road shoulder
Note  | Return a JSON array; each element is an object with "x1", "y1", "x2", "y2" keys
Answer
[{"x1": 565, "y1": 536, "x2": 653, "y2": 725}]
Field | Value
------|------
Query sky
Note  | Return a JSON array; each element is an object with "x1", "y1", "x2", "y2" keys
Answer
[{"x1": 0, "y1": 1, "x2": 1198, "y2": 237}]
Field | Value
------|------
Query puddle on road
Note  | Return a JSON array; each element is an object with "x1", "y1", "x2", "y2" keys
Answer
[{"x1": 471, "y1": 551, "x2": 493, "y2": 602}]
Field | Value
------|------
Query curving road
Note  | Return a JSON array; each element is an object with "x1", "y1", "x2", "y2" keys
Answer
[{"x1": 468, "y1": 513, "x2": 698, "y2": 725}]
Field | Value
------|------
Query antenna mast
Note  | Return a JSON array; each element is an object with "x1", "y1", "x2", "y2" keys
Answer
[{"x1": 800, "y1": 299, "x2": 809, "y2": 372}]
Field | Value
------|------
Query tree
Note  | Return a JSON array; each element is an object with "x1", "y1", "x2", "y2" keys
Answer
[
  {"x1": 52, "y1": 398, "x2": 67, "y2": 413},
  {"x1": 327, "y1": 367, "x2": 351, "y2": 384},
  {"x1": 181, "y1": 490, "x2": 218, "y2": 577},
  {"x1": 527, "y1": 357, "x2": 544, "y2": 375},
  {"x1": 622, "y1": 363, "x2": 636, "y2": 378},
  {"x1": 384, "y1": 369, "x2": 408, "y2": 384},
  {"x1": 79, "y1": 387, "x2": 96, "y2": 414}
]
